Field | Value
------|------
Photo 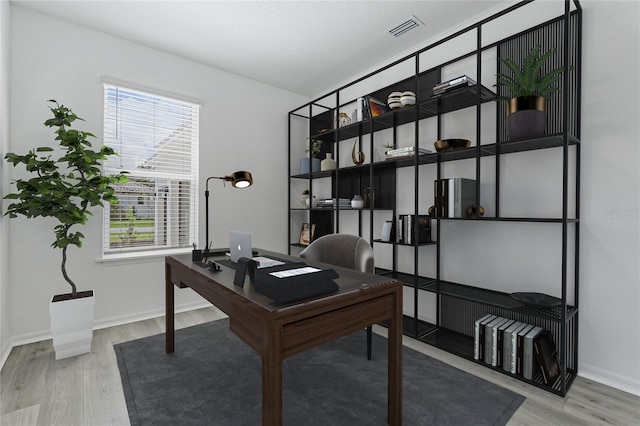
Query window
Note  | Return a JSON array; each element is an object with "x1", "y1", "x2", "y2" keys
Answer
[{"x1": 102, "y1": 84, "x2": 199, "y2": 257}]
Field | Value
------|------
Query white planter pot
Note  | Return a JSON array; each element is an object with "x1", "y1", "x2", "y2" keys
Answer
[{"x1": 49, "y1": 290, "x2": 95, "y2": 360}]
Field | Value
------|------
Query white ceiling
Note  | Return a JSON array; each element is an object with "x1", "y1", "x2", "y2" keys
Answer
[{"x1": 12, "y1": 0, "x2": 508, "y2": 97}]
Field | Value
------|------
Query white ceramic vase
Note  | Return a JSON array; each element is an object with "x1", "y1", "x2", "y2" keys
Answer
[
  {"x1": 49, "y1": 290, "x2": 95, "y2": 360},
  {"x1": 321, "y1": 153, "x2": 337, "y2": 171},
  {"x1": 351, "y1": 195, "x2": 364, "y2": 209}
]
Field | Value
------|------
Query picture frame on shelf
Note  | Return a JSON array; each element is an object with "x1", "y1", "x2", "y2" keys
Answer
[
  {"x1": 366, "y1": 95, "x2": 390, "y2": 117},
  {"x1": 299, "y1": 223, "x2": 316, "y2": 245}
]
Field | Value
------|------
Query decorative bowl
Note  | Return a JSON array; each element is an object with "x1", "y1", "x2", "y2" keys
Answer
[
  {"x1": 388, "y1": 101, "x2": 402, "y2": 109},
  {"x1": 433, "y1": 138, "x2": 472, "y2": 152}
]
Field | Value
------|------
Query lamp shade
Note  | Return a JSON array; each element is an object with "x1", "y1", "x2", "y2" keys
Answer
[{"x1": 228, "y1": 171, "x2": 253, "y2": 188}]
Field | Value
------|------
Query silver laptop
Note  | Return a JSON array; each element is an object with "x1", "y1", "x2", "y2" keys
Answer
[
  {"x1": 228, "y1": 230, "x2": 285, "y2": 268},
  {"x1": 228, "y1": 230, "x2": 253, "y2": 263}
]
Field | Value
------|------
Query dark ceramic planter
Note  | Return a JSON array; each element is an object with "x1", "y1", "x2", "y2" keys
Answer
[
  {"x1": 506, "y1": 95, "x2": 546, "y2": 141},
  {"x1": 507, "y1": 109, "x2": 547, "y2": 141}
]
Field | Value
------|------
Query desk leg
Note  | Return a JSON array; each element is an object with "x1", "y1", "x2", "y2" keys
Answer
[
  {"x1": 166, "y1": 260, "x2": 175, "y2": 353},
  {"x1": 388, "y1": 289, "x2": 403, "y2": 426},
  {"x1": 262, "y1": 324, "x2": 283, "y2": 426}
]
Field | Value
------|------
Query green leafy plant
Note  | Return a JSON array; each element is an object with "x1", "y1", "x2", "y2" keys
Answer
[
  {"x1": 4, "y1": 100, "x2": 128, "y2": 296},
  {"x1": 305, "y1": 139, "x2": 323, "y2": 158},
  {"x1": 495, "y1": 45, "x2": 572, "y2": 101}
]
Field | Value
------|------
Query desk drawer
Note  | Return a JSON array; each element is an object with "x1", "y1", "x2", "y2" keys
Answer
[{"x1": 282, "y1": 294, "x2": 395, "y2": 358}]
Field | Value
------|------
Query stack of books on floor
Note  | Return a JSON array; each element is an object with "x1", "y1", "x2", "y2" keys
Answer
[
  {"x1": 474, "y1": 314, "x2": 561, "y2": 386},
  {"x1": 385, "y1": 146, "x2": 432, "y2": 160},
  {"x1": 316, "y1": 198, "x2": 351, "y2": 209},
  {"x1": 431, "y1": 75, "x2": 477, "y2": 97}
]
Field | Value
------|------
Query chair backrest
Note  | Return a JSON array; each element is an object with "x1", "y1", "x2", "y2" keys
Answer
[{"x1": 299, "y1": 234, "x2": 374, "y2": 274}]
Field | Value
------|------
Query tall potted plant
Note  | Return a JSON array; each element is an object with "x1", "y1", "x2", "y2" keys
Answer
[
  {"x1": 495, "y1": 44, "x2": 571, "y2": 140},
  {"x1": 4, "y1": 100, "x2": 127, "y2": 359}
]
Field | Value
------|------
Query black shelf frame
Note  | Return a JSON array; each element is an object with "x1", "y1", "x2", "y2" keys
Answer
[
  {"x1": 309, "y1": 84, "x2": 496, "y2": 144},
  {"x1": 287, "y1": 0, "x2": 581, "y2": 397},
  {"x1": 422, "y1": 280, "x2": 578, "y2": 322},
  {"x1": 375, "y1": 268, "x2": 436, "y2": 289},
  {"x1": 373, "y1": 239, "x2": 437, "y2": 247}
]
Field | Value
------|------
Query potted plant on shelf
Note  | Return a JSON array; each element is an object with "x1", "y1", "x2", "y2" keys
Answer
[
  {"x1": 495, "y1": 44, "x2": 572, "y2": 141},
  {"x1": 3, "y1": 100, "x2": 127, "y2": 360},
  {"x1": 300, "y1": 138, "x2": 322, "y2": 174}
]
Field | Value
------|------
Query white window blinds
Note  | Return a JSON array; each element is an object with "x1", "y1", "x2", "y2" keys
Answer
[{"x1": 102, "y1": 84, "x2": 199, "y2": 256}]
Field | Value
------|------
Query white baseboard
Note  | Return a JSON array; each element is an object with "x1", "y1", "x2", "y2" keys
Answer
[
  {"x1": 0, "y1": 299, "x2": 212, "y2": 370},
  {"x1": 0, "y1": 328, "x2": 51, "y2": 366},
  {"x1": 93, "y1": 299, "x2": 212, "y2": 331},
  {"x1": 0, "y1": 338, "x2": 12, "y2": 372},
  {"x1": 579, "y1": 363, "x2": 640, "y2": 397}
]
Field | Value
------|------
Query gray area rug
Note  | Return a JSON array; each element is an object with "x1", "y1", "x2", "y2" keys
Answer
[{"x1": 115, "y1": 319, "x2": 524, "y2": 425}]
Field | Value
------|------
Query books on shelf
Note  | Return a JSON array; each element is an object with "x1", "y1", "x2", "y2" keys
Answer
[
  {"x1": 395, "y1": 214, "x2": 431, "y2": 244},
  {"x1": 353, "y1": 95, "x2": 391, "y2": 122},
  {"x1": 380, "y1": 220, "x2": 394, "y2": 242},
  {"x1": 473, "y1": 318, "x2": 562, "y2": 384},
  {"x1": 533, "y1": 331, "x2": 561, "y2": 385},
  {"x1": 474, "y1": 314, "x2": 496, "y2": 361},
  {"x1": 316, "y1": 198, "x2": 351, "y2": 209},
  {"x1": 523, "y1": 326, "x2": 544, "y2": 380},
  {"x1": 502, "y1": 321, "x2": 527, "y2": 372},
  {"x1": 432, "y1": 75, "x2": 477, "y2": 96},
  {"x1": 448, "y1": 178, "x2": 476, "y2": 218},
  {"x1": 434, "y1": 178, "x2": 477, "y2": 218},
  {"x1": 385, "y1": 146, "x2": 433, "y2": 160},
  {"x1": 484, "y1": 317, "x2": 510, "y2": 364},
  {"x1": 495, "y1": 319, "x2": 515, "y2": 367},
  {"x1": 513, "y1": 324, "x2": 535, "y2": 375},
  {"x1": 356, "y1": 97, "x2": 366, "y2": 122}
]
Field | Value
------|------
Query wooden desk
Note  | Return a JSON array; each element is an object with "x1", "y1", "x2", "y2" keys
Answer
[{"x1": 165, "y1": 250, "x2": 402, "y2": 426}]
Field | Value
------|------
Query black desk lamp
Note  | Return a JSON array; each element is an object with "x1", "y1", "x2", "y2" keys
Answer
[{"x1": 204, "y1": 171, "x2": 253, "y2": 255}]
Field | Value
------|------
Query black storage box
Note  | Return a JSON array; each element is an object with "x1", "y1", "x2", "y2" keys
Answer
[{"x1": 254, "y1": 262, "x2": 339, "y2": 304}]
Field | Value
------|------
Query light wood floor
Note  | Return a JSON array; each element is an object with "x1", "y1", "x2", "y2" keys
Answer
[{"x1": 1, "y1": 306, "x2": 638, "y2": 425}]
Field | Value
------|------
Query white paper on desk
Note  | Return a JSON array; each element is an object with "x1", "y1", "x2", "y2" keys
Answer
[
  {"x1": 252, "y1": 256, "x2": 285, "y2": 269},
  {"x1": 270, "y1": 267, "x2": 321, "y2": 279}
]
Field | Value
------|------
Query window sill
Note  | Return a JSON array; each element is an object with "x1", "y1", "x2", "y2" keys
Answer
[{"x1": 97, "y1": 248, "x2": 191, "y2": 266}]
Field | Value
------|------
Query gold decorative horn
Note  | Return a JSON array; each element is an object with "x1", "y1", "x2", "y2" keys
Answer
[{"x1": 352, "y1": 139, "x2": 365, "y2": 165}]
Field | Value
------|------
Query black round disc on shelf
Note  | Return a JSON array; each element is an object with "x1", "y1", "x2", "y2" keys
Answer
[{"x1": 511, "y1": 292, "x2": 562, "y2": 308}]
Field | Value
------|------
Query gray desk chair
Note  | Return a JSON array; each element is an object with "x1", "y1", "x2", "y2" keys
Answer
[{"x1": 299, "y1": 233, "x2": 375, "y2": 360}]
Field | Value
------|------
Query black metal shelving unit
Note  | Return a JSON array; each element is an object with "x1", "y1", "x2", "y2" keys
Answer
[{"x1": 287, "y1": 0, "x2": 581, "y2": 396}]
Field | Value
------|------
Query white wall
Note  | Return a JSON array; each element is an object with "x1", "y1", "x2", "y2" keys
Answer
[
  {"x1": 576, "y1": 0, "x2": 640, "y2": 395},
  {"x1": 317, "y1": 1, "x2": 640, "y2": 395},
  {"x1": 0, "y1": 0, "x2": 11, "y2": 365},
  {"x1": 4, "y1": 6, "x2": 306, "y2": 349}
]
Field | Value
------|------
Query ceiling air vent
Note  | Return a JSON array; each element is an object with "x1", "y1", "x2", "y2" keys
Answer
[{"x1": 388, "y1": 15, "x2": 424, "y2": 37}]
